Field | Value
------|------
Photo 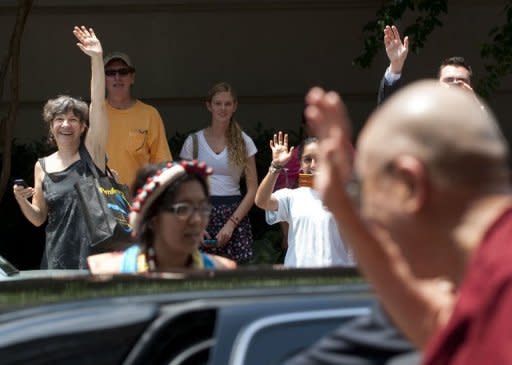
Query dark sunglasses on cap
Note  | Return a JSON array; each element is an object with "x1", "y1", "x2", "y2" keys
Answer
[{"x1": 105, "y1": 68, "x2": 132, "y2": 77}]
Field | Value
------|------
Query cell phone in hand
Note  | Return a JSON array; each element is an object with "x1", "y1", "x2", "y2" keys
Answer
[
  {"x1": 203, "y1": 239, "x2": 217, "y2": 246},
  {"x1": 13, "y1": 178, "x2": 28, "y2": 188}
]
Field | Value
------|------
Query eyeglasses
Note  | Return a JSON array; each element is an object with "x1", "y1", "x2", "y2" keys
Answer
[
  {"x1": 163, "y1": 202, "x2": 213, "y2": 220},
  {"x1": 105, "y1": 68, "x2": 132, "y2": 77}
]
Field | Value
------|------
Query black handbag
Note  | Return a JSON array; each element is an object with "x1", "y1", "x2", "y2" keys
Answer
[{"x1": 75, "y1": 146, "x2": 134, "y2": 254}]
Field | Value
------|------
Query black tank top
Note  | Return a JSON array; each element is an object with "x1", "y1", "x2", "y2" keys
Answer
[{"x1": 39, "y1": 145, "x2": 94, "y2": 269}]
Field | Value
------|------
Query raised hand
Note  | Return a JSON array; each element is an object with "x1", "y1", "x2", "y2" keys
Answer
[
  {"x1": 74, "y1": 25, "x2": 107, "y2": 171},
  {"x1": 384, "y1": 25, "x2": 409, "y2": 74},
  {"x1": 270, "y1": 131, "x2": 294, "y2": 166},
  {"x1": 73, "y1": 25, "x2": 102, "y2": 57},
  {"x1": 305, "y1": 88, "x2": 353, "y2": 209}
]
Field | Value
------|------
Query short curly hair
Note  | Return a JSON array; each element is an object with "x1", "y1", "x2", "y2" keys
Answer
[{"x1": 43, "y1": 95, "x2": 89, "y2": 146}]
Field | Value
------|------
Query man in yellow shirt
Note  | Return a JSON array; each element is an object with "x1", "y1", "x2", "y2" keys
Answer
[{"x1": 103, "y1": 52, "x2": 172, "y2": 186}]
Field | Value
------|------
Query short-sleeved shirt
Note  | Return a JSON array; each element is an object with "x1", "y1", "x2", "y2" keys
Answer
[
  {"x1": 266, "y1": 187, "x2": 354, "y2": 267},
  {"x1": 106, "y1": 100, "x2": 172, "y2": 186},
  {"x1": 179, "y1": 129, "x2": 257, "y2": 196},
  {"x1": 423, "y1": 208, "x2": 512, "y2": 365}
]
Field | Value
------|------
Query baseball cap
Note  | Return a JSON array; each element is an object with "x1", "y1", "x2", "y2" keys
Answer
[{"x1": 103, "y1": 51, "x2": 135, "y2": 71}]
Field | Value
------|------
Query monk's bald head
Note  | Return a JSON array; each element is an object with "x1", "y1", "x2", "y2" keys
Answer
[{"x1": 358, "y1": 80, "x2": 509, "y2": 188}]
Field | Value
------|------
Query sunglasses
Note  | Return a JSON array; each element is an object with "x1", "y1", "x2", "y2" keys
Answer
[
  {"x1": 105, "y1": 68, "x2": 132, "y2": 77},
  {"x1": 163, "y1": 202, "x2": 213, "y2": 220}
]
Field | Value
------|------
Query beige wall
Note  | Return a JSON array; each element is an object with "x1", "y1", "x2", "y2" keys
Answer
[{"x1": 1, "y1": 0, "x2": 511, "y2": 147}]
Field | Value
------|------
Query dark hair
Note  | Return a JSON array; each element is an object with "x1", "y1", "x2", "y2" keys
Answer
[
  {"x1": 43, "y1": 95, "x2": 89, "y2": 146},
  {"x1": 298, "y1": 137, "x2": 319, "y2": 162},
  {"x1": 131, "y1": 162, "x2": 210, "y2": 246},
  {"x1": 438, "y1": 57, "x2": 473, "y2": 82}
]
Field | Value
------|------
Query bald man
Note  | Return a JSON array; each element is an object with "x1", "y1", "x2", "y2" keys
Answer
[{"x1": 305, "y1": 80, "x2": 512, "y2": 364}]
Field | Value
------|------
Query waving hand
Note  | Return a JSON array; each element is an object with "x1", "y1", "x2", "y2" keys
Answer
[
  {"x1": 384, "y1": 25, "x2": 409, "y2": 74},
  {"x1": 270, "y1": 131, "x2": 294, "y2": 167},
  {"x1": 73, "y1": 26, "x2": 103, "y2": 57}
]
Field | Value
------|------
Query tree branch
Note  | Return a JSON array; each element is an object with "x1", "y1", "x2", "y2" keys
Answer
[
  {"x1": 353, "y1": 0, "x2": 447, "y2": 68},
  {"x1": 0, "y1": 0, "x2": 34, "y2": 204}
]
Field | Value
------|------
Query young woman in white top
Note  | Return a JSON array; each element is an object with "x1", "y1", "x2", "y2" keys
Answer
[{"x1": 180, "y1": 82, "x2": 258, "y2": 263}]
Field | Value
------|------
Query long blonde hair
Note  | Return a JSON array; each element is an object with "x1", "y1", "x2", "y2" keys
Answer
[{"x1": 207, "y1": 82, "x2": 247, "y2": 170}]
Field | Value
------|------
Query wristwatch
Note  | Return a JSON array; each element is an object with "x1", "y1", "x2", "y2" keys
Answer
[{"x1": 269, "y1": 162, "x2": 283, "y2": 174}]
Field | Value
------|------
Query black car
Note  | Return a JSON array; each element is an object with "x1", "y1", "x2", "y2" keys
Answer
[{"x1": 0, "y1": 266, "x2": 371, "y2": 365}]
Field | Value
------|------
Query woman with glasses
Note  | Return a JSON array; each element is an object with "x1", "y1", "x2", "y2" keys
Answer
[
  {"x1": 179, "y1": 82, "x2": 258, "y2": 264},
  {"x1": 87, "y1": 160, "x2": 236, "y2": 273},
  {"x1": 13, "y1": 26, "x2": 111, "y2": 269}
]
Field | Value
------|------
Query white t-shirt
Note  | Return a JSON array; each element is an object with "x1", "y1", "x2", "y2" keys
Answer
[
  {"x1": 266, "y1": 187, "x2": 354, "y2": 268},
  {"x1": 180, "y1": 129, "x2": 257, "y2": 196}
]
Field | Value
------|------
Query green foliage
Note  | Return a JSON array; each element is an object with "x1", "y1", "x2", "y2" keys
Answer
[
  {"x1": 355, "y1": 0, "x2": 512, "y2": 97},
  {"x1": 353, "y1": 0, "x2": 447, "y2": 68},
  {"x1": 477, "y1": 1, "x2": 512, "y2": 97},
  {"x1": 248, "y1": 229, "x2": 284, "y2": 266}
]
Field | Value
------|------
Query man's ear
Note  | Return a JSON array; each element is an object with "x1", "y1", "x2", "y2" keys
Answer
[
  {"x1": 206, "y1": 102, "x2": 212, "y2": 113},
  {"x1": 391, "y1": 155, "x2": 429, "y2": 213}
]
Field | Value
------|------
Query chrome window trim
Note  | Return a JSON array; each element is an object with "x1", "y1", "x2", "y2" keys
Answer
[
  {"x1": 229, "y1": 306, "x2": 370, "y2": 365},
  {"x1": 167, "y1": 338, "x2": 216, "y2": 365}
]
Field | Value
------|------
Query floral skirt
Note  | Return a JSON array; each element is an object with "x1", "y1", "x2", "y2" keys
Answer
[{"x1": 201, "y1": 195, "x2": 253, "y2": 263}]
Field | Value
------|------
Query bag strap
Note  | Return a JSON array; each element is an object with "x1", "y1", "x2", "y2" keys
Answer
[
  {"x1": 105, "y1": 165, "x2": 117, "y2": 180},
  {"x1": 192, "y1": 133, "x2": 198, "y2": 160},
  {"x1": 38, "y1": 158, "x2": 48, "y2": 175},
  {"x1": 79, "y1": 145, "x2": 125, "y2": 188},
  {"x1": 78, "y1": 143, "x2": 101, "y2": 180}
]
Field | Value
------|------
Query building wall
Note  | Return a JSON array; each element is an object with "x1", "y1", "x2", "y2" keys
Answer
[{"x1": 1, "y1": 0, "x2": 511, "y2": 148}]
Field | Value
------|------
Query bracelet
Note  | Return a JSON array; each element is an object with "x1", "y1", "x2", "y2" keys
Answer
[
  {"x1": 271, "y1": 162, "x2": 283, "y2": 170},
  {"x1": 229, "y1": 216, "x2": 239, "y2": 225},
  {"x1": 269, "y1": 162, "x2": 283, "y2": 174}
]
